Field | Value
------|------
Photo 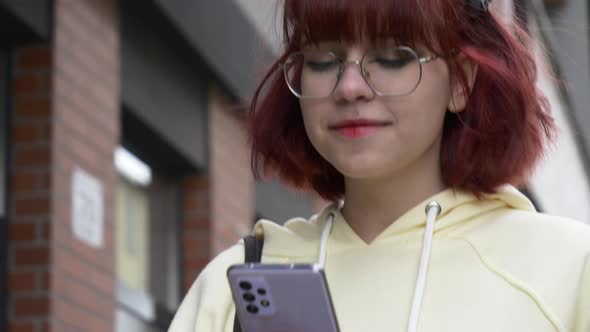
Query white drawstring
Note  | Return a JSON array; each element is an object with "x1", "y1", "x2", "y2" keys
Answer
[
  {"x1": 407, "y1": 201, "x2": 442, "y2": 332},
  {"x1": 316, "y1": 212, "x2": 335, "y2": 270},
  {"x1": 315, "y1": 202, "x2": 442, "y2": 332}
]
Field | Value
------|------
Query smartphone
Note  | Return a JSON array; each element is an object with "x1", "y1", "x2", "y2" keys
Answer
[{"x1": 227, "y1": 263, "x2": 340, "y2": 332}]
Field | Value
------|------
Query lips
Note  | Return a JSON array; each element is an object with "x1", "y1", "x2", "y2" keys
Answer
[{"x1": 329, "y1": 119, "x2": 391, "y2": 138}]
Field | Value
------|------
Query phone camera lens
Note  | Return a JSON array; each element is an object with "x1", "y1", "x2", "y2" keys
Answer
[
  {"x1": 257, "y1": 288, "x2": 266, "y2": 295},
  {"x1": 246, "y1": 304, "x2": 259, "y2": 314},
  {"x1": 260, "y1": 299, "x2": 270, "y2": 307},
  {"x1": 243, "y1": 293, "x2": 255, "y2": 302},
  {"x1": 239, "y1": 281, "x2": 252, "y2": 290}
]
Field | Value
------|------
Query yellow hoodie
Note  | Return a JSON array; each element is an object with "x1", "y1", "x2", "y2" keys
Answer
[{"x1": 168, "y1": 186, "x2": 590, "y2": 332}]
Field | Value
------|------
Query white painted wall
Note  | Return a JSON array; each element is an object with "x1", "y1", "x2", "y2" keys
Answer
[{"x1": 528, "y1": 21, "x2": 590, "y2": 224}]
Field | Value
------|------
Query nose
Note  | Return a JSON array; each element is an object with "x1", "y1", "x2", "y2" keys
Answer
[{"x1": 332, "y1": 60, "x2": 375, "y2": 102}]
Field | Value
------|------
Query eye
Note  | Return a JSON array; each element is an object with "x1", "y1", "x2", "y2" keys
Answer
[
  {"x1": 369, "y1": 49, "x2": 416, "y2": 70},
  {"x1": 373, "y1": 56, "x2": 413, "y2": 69},
  {"x1": 304, "y1": 60, "x2": 339, "y2": 72}
]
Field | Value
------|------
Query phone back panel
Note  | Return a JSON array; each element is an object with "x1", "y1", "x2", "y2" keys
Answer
[{"x1": 227, "y1": 264, "x2": 340, "y2": 332}]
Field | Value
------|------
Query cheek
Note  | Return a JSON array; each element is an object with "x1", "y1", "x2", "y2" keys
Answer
[
  {"x1": 299, "y1": 102, "x2": 325, "y2": 149},
  {"x1": 400, "y1": 66, "x2": 452, "y2": 124},
  {"x1": 299, "y1": 101, "x2": 315, "y2": 134},
  {"x1": 300, "y1": 102, "x2": 322, "y2": 154},
  {"x1": 382, "y1": 70, "x2": 452, "y2": 148},
  {"x1": 419, "y1": 64, "x2": 453, "y2": 108}
]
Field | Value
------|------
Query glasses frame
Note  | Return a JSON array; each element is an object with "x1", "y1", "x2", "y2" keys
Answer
[{"x1": 282, "y1": 46, "x2": 439, "y2": 99}]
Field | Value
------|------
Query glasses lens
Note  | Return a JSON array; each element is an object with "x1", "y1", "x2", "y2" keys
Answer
[
  {"x1": 362, "y1": 47, "x2": 421, "y2": 96},
  {"x1": 284, "y1": 51, "x2": 340, "y2": 98}
]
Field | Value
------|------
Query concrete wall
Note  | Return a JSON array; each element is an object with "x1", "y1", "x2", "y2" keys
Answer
[
  {"x1": 233, "y1": 0, "x2": 283, "y2": 55},
  {"x1": 545, "y1": 1, "x2": 590, "y2": 160},
  {"x1": 121, "y1": 7, "x2": 208, "y2": 170},
  {"x1": 528, "y1": 14, "x2": 590, "y2": 223}
]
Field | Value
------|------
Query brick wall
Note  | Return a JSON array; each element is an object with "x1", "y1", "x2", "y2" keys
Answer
[
  {"x1": 209, "y1": 87, "x2": 254, "y2": 256},
  {"x1": 181, "y1": 86, "x2": 255, "y2": 291},
  {"x1": 50, "y1": 1, "x2": 119, "y2": 331},
  {"x1": 9, "y1": 44, "x2": 52, "y2": 332},
  {"x1": 8, "y1": 1, "x2": 120, "y2": 331},
  {"x1": 181, "y1": 175, "x2": 211, "y2": 292}
]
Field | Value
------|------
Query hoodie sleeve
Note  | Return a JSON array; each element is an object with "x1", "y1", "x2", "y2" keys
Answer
[
  {"x1": 574, "y1": 253, "x2": 590, "y2": 332},
  {"x1": 168, "y1": 244, "x2": 243, "y2": 332}
]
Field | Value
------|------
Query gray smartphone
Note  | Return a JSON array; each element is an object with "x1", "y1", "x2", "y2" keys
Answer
[{"x1": 227, "y1": 263, "x2": 340, "y2": 332}]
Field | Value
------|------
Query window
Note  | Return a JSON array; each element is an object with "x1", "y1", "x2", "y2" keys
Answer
[{"x1": 114, "y1": 147, "x2": 181, "y2": 332}]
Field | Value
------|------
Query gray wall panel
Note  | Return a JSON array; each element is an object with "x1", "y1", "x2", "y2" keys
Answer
[
  {"x1": 122, "y1": 12, "x2": 208, "y2": 169},
  {"x1": 0, "y1": 0, "x2": 50, "y2": 41},
  {"x1": 546, "y1": 2, "x2": 590, "y2": 159},
  {"x1": 154, "y1": 0, "x2": 273, "y2": 99},
  {"x1": 256, "y1": 180, "x2": 314, "y2": 224}
]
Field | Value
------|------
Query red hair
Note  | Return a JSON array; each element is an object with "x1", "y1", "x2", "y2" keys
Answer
[{"x1": 249, "y1": 0, "x2": 556, "y2": 201}]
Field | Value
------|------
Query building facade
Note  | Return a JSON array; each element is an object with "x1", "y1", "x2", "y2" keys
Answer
[
  {"x1": 0, "y1": 0, "x2": 588, "y2": 331},
  {"x1": 0, "y1": 1, "x2": 316, "y2": 331}
]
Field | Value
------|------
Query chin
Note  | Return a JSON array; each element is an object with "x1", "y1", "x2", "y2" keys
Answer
[{"x1": 334, "y1": 161, "x2": 387, "y2": 180}]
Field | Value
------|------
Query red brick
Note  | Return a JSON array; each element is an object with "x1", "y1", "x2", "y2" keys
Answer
[
  {"x1": 183, "y1": 197, "x2": 203, "y2": 212},
  {"x1": 61, "y1": 135, "x2": 104, "y2": 171},
  {"x1": 9, "y1": 321, "x2": 36, "y2": 332},
  {"x1": 14, "y1": 98, "x2": 51, "y2": 117},
  {"x1": 184, "y1": 217, "x2": 210, "y2": 230},
  {"x1": 10, "y1": 223, "x2": 37, "y2": 242},
  {"x1": 14, "y1": 197, "x2": 50, "y2": 215},
  {"x1": 54, "y1": 275, "x2": 113, "y2": 319},
  {"x1": 14, "y1": 146, "x2": 50, "y2": 166},
  {"x1": 39, "y1": 223, "x2": 51, "y2": 242},
  {"x1": 9, "y1": 271, "x2": 37, "y2": 292},
  {"x1": 54, "y1": 298, "x2": 111, "y2": 332},
  {"x1": 42, "y1": 271, "x2": 50, "y2": 290},
  {"x1": 12, "y1": 172, "x2": 40, "y2": 192},
  {"x1": 183, "y1": 176, "x2": 209, "y2": 191},
  {"x1": 183, "y1": 234, "x2": 209, "y2": 255},
  {"x1": 13, "y1": 74, "x2": 40, "y2": 95},
  {"x1": 12, "y1": 123, "x2": 42, "y2": 143},
  {"x1": 8, "y1": 0, "x2": 119, "y2": 329},
  {"x1": 17, "y1": 46, "x2": 52, "y2": 69},
  {"x1": 54, "y1": 249, "x2": 113, "y2": 296},
  {"x1": 38, "y1": 72, "x2": 51, "y2": 92},
  {"x1": 52, "y1": 223, "x2": 113, "y2": 273},
  {"x1": 13, "y1": 297, "x2": 49, "y2": 316},
  {"x1": 13, "y1": 247, "x2": 50, "y2": 266}
]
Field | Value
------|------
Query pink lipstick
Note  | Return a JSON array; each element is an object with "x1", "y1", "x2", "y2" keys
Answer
[{"x1": 329, "y1": 119, "x2": 390, "y2": 138}]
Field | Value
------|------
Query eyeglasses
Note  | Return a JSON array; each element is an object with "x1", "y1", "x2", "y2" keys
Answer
[{"x1": 282, "y1": 46, "x2": 439, "y2": 99}]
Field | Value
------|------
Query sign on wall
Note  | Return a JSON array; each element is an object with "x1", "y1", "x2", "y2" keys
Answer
[{"x1": 71, "y1": 167, "x2": 104, "y2": 248}]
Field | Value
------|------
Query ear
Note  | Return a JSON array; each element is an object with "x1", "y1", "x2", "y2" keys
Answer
[{"x1": 448, "y1": 54, "x2": 478, "y2": 113}]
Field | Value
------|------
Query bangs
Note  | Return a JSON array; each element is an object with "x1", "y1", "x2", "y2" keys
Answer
[{"x1": 283, "y1": 0, "x2": 456, "y2": 52}]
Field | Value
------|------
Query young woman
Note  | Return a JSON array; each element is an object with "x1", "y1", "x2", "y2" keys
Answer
[{"x1": 169, "y1": 0, "x2": 590, "y2": 331}]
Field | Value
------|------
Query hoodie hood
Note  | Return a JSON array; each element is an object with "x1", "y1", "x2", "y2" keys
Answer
[{"x1": 254, "y1": 185, "x2": 535, "y2": 260}]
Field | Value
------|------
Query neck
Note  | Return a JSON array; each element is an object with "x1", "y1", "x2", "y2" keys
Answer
[{"x1": 340, "y1": 144, "x2": 446, "y2": 244}]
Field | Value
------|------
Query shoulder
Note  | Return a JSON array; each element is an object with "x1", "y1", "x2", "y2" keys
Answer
[
  {"x1": 254, "y1": 203, "x2": 338, "y2": 260},
  {"x1": 454, "y1": 209, "x2": 590, "y2": 330},
  {"x1": 456, "y1": 209, "x2": 590, "y2": 272},
  {"x1": 168, "y1": 244, "x2": 244, "y2": 332},
  {"x1": 461, "y1": 209, "x2": 590, "y2": 256}
]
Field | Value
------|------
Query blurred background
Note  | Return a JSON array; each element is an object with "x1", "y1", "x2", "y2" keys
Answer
[{"x1": 0, "y1": 0, "x2": 588, "y2": 331}]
